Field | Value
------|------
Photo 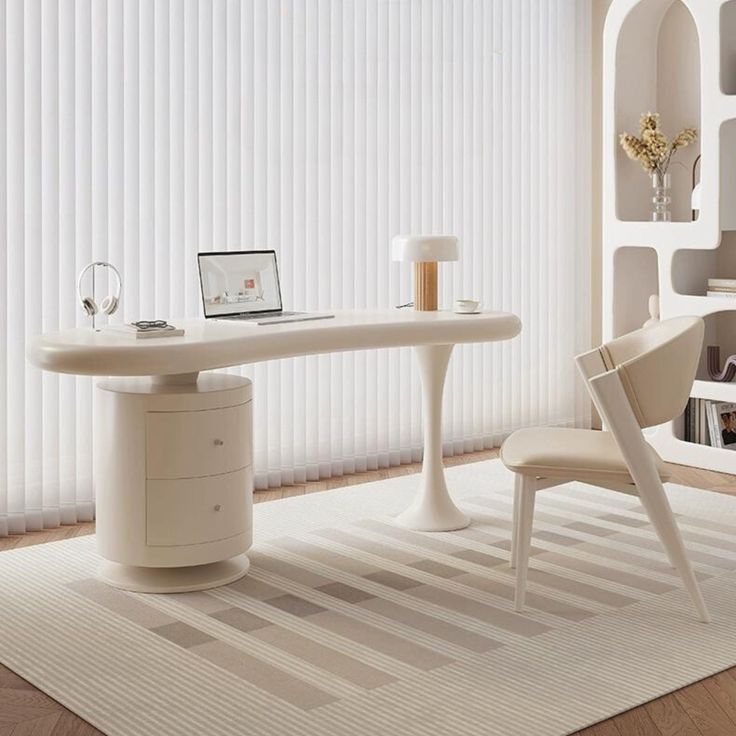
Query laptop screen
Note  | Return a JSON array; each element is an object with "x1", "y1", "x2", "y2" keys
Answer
[{"x1": 198, "y1": 250, "x2": 283, "y2": 318}]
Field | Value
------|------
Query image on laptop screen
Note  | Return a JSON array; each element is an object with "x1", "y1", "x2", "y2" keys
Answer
[{"x1": 198, "y1": 251, "x2": 283, "y2": 317}]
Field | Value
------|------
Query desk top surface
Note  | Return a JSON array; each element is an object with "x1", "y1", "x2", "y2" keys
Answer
[{"x1": 27, "y1": 308, "x2": 521, "y2": 377}]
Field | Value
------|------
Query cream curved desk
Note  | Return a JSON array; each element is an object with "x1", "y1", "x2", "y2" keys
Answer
[{"x1": 28, "y1": 309, "x2": 521, "y2": 592}]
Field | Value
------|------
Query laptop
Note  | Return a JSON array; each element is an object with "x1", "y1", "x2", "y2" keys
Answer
[{"x1": 197, "y1": 250, "x2": 333, "y2": 325}]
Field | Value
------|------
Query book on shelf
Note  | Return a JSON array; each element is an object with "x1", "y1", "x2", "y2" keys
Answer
[
  {"x1": 683, "y1": 398, "x2": 736, "y2": 450},
  {"x1": 706, "y1": 290, "x2": 736, "y2": 299},
  {"x1": 684, "y1": 398, "x2": 709, "y2": 446},
  {"x1": 104, "y1": 323, "x2": 185, "y2": 339},
  {"x1": 707, "y1": 278, "x2": 736, "y2": 299},
  {"x1": 706, "y1": 402, "x2": 720, "y2": 448}
]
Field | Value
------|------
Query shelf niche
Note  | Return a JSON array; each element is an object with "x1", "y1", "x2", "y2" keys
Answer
[
  {"x1": 672, "y1": 232, "x2": 736, "y2": 297},
  {"x1": 615, "y1": 0, "x2": 701, "y2": 223},
  {"x1": 613, "y1": 246, "x2": 658, "y2": 336},
  {"x1": 722, "y1": 1, "x2": 736, "y2": 94},
  {"x1": 696, "y1": 311, "x2": 736, "y2": 382},
  {"x1": 720, "y1": 119, "x2": 736, "y2": 230}
]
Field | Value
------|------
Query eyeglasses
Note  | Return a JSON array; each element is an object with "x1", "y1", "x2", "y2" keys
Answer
[{"x1": 131, "y1": 320, "x2": 171, "y2": 331}]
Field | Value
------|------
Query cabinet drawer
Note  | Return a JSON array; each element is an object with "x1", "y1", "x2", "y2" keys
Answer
[
  {"x1": 146, "y1": 402, "x2": 251, "y2": 479},
  {"x1": 147, "y1": 467, "x2": 252, "y2": 547}
]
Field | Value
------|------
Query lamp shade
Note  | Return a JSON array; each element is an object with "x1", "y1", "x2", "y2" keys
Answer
[
  {"x1": 392, "y1": 235, "x2": 459, "y2": 262},
  {"x1": 691, "y1": 182, "x2": 702, "y2": 211}
]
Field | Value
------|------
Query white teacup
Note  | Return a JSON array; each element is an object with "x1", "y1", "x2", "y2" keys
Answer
[{"x1": 454, "y1": 299, "x2": 480, "y2": 314}]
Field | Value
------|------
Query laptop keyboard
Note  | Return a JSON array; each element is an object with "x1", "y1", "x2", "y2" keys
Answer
[{"x1": 225, "y1": 311, "x2": 301, "y2": 321}]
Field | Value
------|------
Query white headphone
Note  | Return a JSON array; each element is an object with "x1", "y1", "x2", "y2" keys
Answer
[{"x1": 77, "y1": 261, "x2": 122, "y2": 319}]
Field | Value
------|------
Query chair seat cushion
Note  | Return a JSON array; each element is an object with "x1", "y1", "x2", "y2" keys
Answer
[{"x1": 500, "y1": 428, "x2": 671, "y2": 483}]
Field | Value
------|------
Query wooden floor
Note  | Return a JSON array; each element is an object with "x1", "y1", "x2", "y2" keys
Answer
[{"x1": 2, "y1": 449, "x2": 736, "y2": 736}]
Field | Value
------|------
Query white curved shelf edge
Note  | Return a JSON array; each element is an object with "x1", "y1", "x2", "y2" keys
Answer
[
  {"x1": 691, "y1": 379, "x2": 736, "y2": 402},
  {"x1": 663, "y1": 293, "x2": 736, "y2": 318},
  {"x1": 648, "y1": 422, "x2": 736, "y2": 475},
  {"x1": 27, "y1": 309, "x2": 522, "y2": 378},
  {"x1": 606, "y1": 220, "x2": 721, "y2": 252}
]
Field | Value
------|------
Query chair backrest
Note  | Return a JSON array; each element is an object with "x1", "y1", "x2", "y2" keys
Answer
[{"x1": 590, "y1": 316, "x2": 703, "y2": 429}]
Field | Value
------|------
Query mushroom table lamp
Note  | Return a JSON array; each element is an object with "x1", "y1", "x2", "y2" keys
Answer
[{"x1": 392, "y1": 234, "x2": 459, "y2": 311}]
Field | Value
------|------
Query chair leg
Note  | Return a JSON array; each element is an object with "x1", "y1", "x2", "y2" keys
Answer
[
  {"x1": 637, "y1": 478, "x2": 711, "y2": 623},
  {"x1": 514, "y1": 475, "x2": 536, "y2": 612},
  {"x1": 510, "y1": 474, "x2": 522, "y2": 569}
]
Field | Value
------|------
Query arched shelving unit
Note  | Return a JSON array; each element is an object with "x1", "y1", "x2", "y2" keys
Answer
[{"x1": 604, "y1": 0, "x2": 736, "y2": 473}]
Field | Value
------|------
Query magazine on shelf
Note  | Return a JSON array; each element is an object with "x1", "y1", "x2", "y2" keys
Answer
[{"x1": 706, "y1": 401, "x2": 736, "y2": 450}]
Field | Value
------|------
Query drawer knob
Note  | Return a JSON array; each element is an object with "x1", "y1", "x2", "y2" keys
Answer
[
  {"x1": 214, "y1": 504, "x2": 222, "y2": 512},
  {"x1": 213, "y1": 438, "x2": 224, "y2": 446}
]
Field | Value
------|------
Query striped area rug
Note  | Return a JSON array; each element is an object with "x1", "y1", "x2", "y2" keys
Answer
[{"x1": 2, "y1": 459, "x2": 736, "y2": 736}]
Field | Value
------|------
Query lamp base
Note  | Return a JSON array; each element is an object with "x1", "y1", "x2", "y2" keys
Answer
[{"x1": 414, "y1": 262, "x2": 438, "y2": 311}]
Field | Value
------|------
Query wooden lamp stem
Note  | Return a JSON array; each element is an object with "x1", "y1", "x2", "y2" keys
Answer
[{"x1": 414, "y1": 261, "x2": 438, "y2": 311}]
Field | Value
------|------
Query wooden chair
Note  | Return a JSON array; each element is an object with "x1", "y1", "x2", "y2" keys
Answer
[{"x1": 501, "y1": 316, "x2": 710, "y2": 622}]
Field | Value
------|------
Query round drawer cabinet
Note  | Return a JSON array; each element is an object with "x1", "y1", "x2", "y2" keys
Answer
[{"x1": 94, "y1": 372, "x2": 253, "y2": 593}]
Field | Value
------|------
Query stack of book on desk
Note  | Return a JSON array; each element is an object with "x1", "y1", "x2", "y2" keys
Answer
[
  {"x1": 706, "y1": 278, "x2": 736, "y2": 299},
  {"x1": 105, "y1": 323, "x2": 185, "y2": 339}
]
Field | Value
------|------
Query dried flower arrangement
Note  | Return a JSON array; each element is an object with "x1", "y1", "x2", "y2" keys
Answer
[{"x1": 619, "y1": 112, "x2": 697, "y2": 182}]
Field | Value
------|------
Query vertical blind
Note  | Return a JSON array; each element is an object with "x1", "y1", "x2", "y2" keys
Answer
[{"x1": 0, "y1": 0, "x2": 591, "y2": 535}]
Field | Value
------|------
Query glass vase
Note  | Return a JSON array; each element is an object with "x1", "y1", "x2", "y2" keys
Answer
[{"x1": 651, "y1": 171, "x2": 672, "y2": 222}]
